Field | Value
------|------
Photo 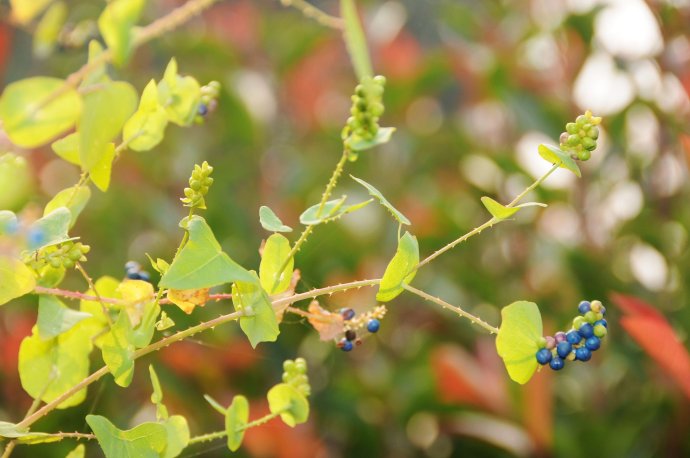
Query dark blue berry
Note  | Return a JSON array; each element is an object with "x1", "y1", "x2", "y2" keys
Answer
[
  {"x1": 595, "y1": 319, "x2": 607, "y2": 328},
  {"x1": 566, "y1": 330, "x2": 582, "y2": 345},
  {"x1": 575, "y1": 346, "x2": 592, "y2": 361},
  {"x1": 536, "y1": 348, "x2": 552, "y2": 365},
  {"x1": 344, "y1": 329, "x2": 356, "y2": 341},
  {"x1": 549, "y1": 357, "x2": 565, "y2": 371},
  {"x1": 340, "y1": 339, "x2": 353, "y2": 352},
  {"x1": 198, "y1": 104, "x2": 208, "y2": 116},
  {"x1": 556, "y1": 341, "x2": 572, "y2": 358},
  {"x1": 126, "y1": 271, "x2": 142, "y2": 280},
  {"x1": 578, "y1": 323, "x2": 594, "y2": 338},
  {"x1": 585, "y1": 336, "x2": 601, "y2": 351},
  {"x1": 125, "y1": 261, "x2": 140, "y2": 272},
  {"x1": 340, "y1": 308, "x2": 355, "y2": 321},
  {"x1": 366, "y1": 319, "x2": 380, "y2": 333},
  {"x1": 138, "y1": 271, "x2": 151, "y2": 282},
  {"x1": 578, "y1": 301, "x2": 591, "y2": 315}
]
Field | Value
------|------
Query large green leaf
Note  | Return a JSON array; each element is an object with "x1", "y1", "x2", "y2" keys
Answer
[
  {"x1": 101, "y1": 311, "x2": 136, "y2": 387},
  {"x1": 123, "y1": 79, "x2": 169, "y2": 151},
  {"x1": 299, "y1": 196, "x2": 372, "y2": 226},
  {"x1": 27, "y1": 207, "x2": 71, "y2": 250},
  {"x1": 0, "y1": 77, "x2": 82, "y2": 148},
  {"x1": 340, "y1": 0, "x2": 373, "y2": 80},
  {"x1": 376, "y1": 231, "x2": 419, "y2": 302},
  {"x1": 0, "y1": 257, "x2": 36, "y2": 306},
  {"x1": 37, "y1": 295, "x2": 91, "y2": 340},
  {"x1": 259, "y1": 233, "x2": 293, "y2": 295},
  {"x1": 157, "y1": 58, "x2": 201, "y2": 126},
  {"x1": 44, "y1": 185, "x2": 91, "y2": 228},
  {"x1": 225, "y1": 395, "x2": 249, "y2": 452},
  {"x1": 537, "y1": 144, "x2": 581, "y2": 178},
  {"x1": 162, "y1": 416, "x2": 189, "y2": 458},
  {"x1": 87, "y1": 415, "x2": 167, "y2": 458},
  {"x1": 351, "y1": 175, "x2": 410, "y2": 225},
  {"x1": 259, "y1": 206, "x2": 292, "y2": 233},
  {"x1": 495, "y1": 300, "x2": 543, "y2": 385},
  {"x1": 18, "y1": 324, "x2": 93, "y2": 408},
  {"x1": 232, "y1": 273, "x2": 280, "y2": 348},
  {"x1": 267, "y1": 383, "x2": 309, "y2": 428},
  {"x1": 159, "y1": 216, "x2": 254, "y2": 289},
  {"x1": 97, "y1": 0, "x2": 145, "y2": 66}
]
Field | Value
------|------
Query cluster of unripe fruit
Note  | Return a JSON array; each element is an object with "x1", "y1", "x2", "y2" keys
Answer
[
  {"x1": 25, "y1": 241, "x2": 90, "y2": 271},
  {"x1": 342, "y1": 75, "x2": 386, "y2": 156},
  {"x1": 181, "y1": 161, "x2": 214, "y2": 209},
  {"x1": 282, "y1": 357, "x2": 311, "y2": 397},
  {"x1": 535, "y1": 300, "x2": 608, "y2": 371},
  {"x1": 558, "y1": 110, "x2": 602, "y2": 161},
  {"x1": 336, "y1": 306, "x2": 385, "y2": 352}
]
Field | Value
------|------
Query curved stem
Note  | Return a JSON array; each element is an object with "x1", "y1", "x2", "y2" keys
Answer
[{"x1": 279, "y1": 0, "x2": 344, "y2": 29}]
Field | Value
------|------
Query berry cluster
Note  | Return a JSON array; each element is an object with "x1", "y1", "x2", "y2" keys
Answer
[
  {"x1": 181, "y1": 161, "x2": 214, "y2": 209},
  {"x1": 535, "y1": 300, "x2": 608, "y2": 371},
  {"x1": 337, "y1": 305, "x2": 386, "y2": 352},
  {"x1": 195, "y1": 81, "x2": 221, "y2": 123},
  {"x1": 558, "y1": 110, "x2": 602, "y2": 161},
  {"x1": 282, "y1": 357, "x2": 310, "y2": 397},
  {"x1": 124, "y1": 260, "x2": 151, "y2": 282},
  {"x1": 24, "y1": 241, "x2": 90, "y2": 271},
  {"x1": 342, "y1": 75, "x2": 386, "y2": 156}
]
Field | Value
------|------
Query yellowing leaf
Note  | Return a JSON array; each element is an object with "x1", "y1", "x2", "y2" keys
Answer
[
  {"x1": 376, "y1": 231, "x2": 419, "y2": 302},
  {"x1": 307, "y1": 300, "x2": 344, "y2": 341},
  {"x1": 167, "y1": 288, "x2": 210, "y2": 314},
  {"x1": 9, "y1": 0, "x2": 53, "y2": 25},
  {"x1": 123, "y1": 80, "x2": 169, "y2": 151},
  {"x1": 259, "y1": 233, "x2": 293, "y2": 295},
  {"x1": 97, "y1": 0, "x2": 145, "y2": 66},
  {"x1": 51, "y1": 132, "x2": 80, "y2": 165},
  {"x1": 117, "y1": 279, "x2": 154, "y2": 327},
  {"x1": 0, "y1": 256, "x2": 36, "y2": 306},
  {"x1": 496, "y1": 301, "x2": 543, "y2": 385}
]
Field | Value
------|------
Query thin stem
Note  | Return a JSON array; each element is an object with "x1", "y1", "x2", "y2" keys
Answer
[
  {"x1": 270, "y1": 225, "x2": 313, "y2": 292},
  {"x1": 238, "y1": 410, "x2": 282, "y2": 430},
  {"x1": 186, "y1": 410, "x2": 283, "y2": 446},
  {"x1": 279, "y1": 0, "x2": 344, "y2": 29},
  {"x1": 403, "y1": 284, "x2": 499, "y2": 334},
  {"x1": 272, "y1": 278, "x2": 380, "y2": 308},
  {"x1": 32, "y1": 286, "x2": 125, "y2": 305},
  {"x1": 1, "y1": 380, "x2": 54, "y2": 458},
  {"x1": 75, "y1": 263, "x2": 113, "y2": 326},
  {"x1": 417, "y1": 162, "x2": 561, "y2": 268}
]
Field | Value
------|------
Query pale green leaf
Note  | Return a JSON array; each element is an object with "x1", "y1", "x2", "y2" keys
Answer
[
  {"x1": 340, "y1": 0, "x2": 373, "y2": 80},
  {"x1": 0, "y1": 256, "x2": 35, "y2": 306},
  {"x1": 101, "y1": 311, "x2": 136, "y2": 387},
  {"x1": 149, "y1": 365, "x2": 168, "y2": 420},
  {"x1": 259, "y1": 233, "x2": 293, "y2": 295},
  {"x1": 162, "y1": 415, "x2": 189, "y2": 458},
  {"x1": 86, "y1": 415, "x2": 167, "y2": 458},
  {"x1": 496, "y1": 300, "x2": 543, "y2": 385},
  {"x1": 0, "y1": 153, "x2": 32, "y2": 211},
  {"x1": 33, "y1": 1, "x2": 67, "y2": 58},
  {"x1": 91, "y1": 142, "x2": 116, "y2": 192},
  {"x1": 351, "y1": 175, "x2": 410, "y2": 225},
  {"x1": 259, "y1": 206, "x2": 292, "y2": 233},
  {"x1": 132, "y1": 300, "x2": 160, "y2": 349},
  {"x1": 225, "y1": 395, "x2": 249, "y2": 452},
  {"x1": 123, "y1": 80, "x2": 169, "y2": 152},
  {"x1": 537, "y1": 144, "x2": 581, "y2": 178},
  {"x1": 376, "y1": 231, "x2": 419, "y2": 302},
  {"x1": 65, "y1": 444, "x2": 85, "y2": 458},
  {"x1": 44, "y1": 185, "x2": 91, "y2": 228},
  {"x1": 232, "y1": 273, "x2": 280, "y2": 348},
  {"x1": 27, "y1": 207, "x2": 71, "y2": 250},
  {"x1": 159, "y1": 216, "x2": 255, "y2": 290},
  {"x1": 97, "y1": 0, "x2": 145, "y2": 66},
  {"x1": 267, "y1": 383, "x2": 309, "y2": 428},
  {"x1": 348, "y1": 127, "x2": 395, "y2": 152},
  {"x1": 37, "y1": 295, "x2": 91, "y2": 340},
  {"x1": 0, "y1": 421, "x2": 28, "y2": 438},
  {"x1": 0, "y1": 77, "x2": 82, "y2": 148},
  {"x1": 157, "y1": 58, "x2": 202, "y2": 126},
  {"x1": 9, "y1": 0, "x2": 53, "y2": 24},
  {"x1": 82, "y1": 40, "x2": 109, "y2": 87},
  {"x1": 299, "y1": 196, "x2": 372, "y2": 225},
  {"x1": 481, "y1": 196, "x2": 547, "y2": 220},
  {"x1": 51, "y1": 132, "x2": 80, "y2": 165},
  {"x1": 80, "y1": 276, "x2": 120, "y2": 348}
]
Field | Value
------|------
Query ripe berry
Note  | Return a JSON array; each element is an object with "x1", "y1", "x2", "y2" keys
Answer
[
  {"x1": 575, "y1": 346, "x2": 592, "y2": 361},
  {"x1": 549, "y1": 357, "x2": 565, "y2": 371},
  {"x1": 585, "y1": 336, "x2": 601, "y2": 351},
  {"x1": 566, "y1": 330, "x2": 582, "y2": 345},
  {"x1": 340, "y1": 339, "x2": 353, "y2": 352},
  {"x1": 595, "y1": 319, "x2": 607, "y2": 329},
  {"x1": 344, "y1": 329, "x2": 356, "y2": 341},
  {"x1": 578, "y1": 323, "x2": 594, "y2": 338},
  {"x1": 340, "y1": 308, "x2": 355, "y2": 321},
  {"x1": 126, "y1": 271, "x2": 142, "y2": 280},
  {"x1": 536, "y1": 348, "x2": 552, "y2": 365},
  {"x1": 578, "y1": 301, "x2": 591, "y2": 314},
  {"x1": 138, "y1": 271, "x2": 151, "y2": 282},
  {"x1": 556, "y1": 341, "x2": 572, "y2": 358},
  {"x1": 367, "y1": 319, "x2": 380, "y2": 333},
  {"x1": 197, "y1": 104, "x2": 208, "y2": 116},
  {"x1": 554, "y1": 331, "x2": 567, "y2": 344}
]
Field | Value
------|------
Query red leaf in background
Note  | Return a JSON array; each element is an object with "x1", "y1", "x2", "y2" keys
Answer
[
  {"x1": 522, "y1": 367, "x2": 553, "y2": 452},
  {"x1": 611, "y1": 293, "x2": 690, "y2": 400}
]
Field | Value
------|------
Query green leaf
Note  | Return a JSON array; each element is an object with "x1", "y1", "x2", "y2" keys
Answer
[
  {"x1": 18, "y1": 324, "x2": 93, "y2": 408},
  {"x1": 495, "y1": 300, "x2": 543, "y2": 385},
  {"x1": 259, "y1": 206, "x2": 292, "y2": 233},
  {"x1": 341, "y1": 0, "x2": 373, "y2": 80},
  {"x1": 267, "y1": 383, "x2": 309, "y2": 428},
  {"x1": 65, "y1": 444, "x2": 85, "y2": 458},
  {"x1": 351, "y1": 175, "x2": 410, "y2": 225},
  {"x1": 123, "y1": 80, "x2": 169, "y2": 151},
  {"x1": 225, "y1": 395, "x2": 249, "y2": 452},
  {"x1": 132, "y1": 300, "x2": 160, "y2": 349},
  {"x1": 376, "y1": 231, "x2": 419, "y2": 302},
  {"x1": 0, "y1": 421, "x2": 28, "y2": 438},
  {"x1": 0, "y1": 153, "x2": 32, "y2": 211},
  {"x1": 480, "y1": 196, "x2": 547, "y2": 220},
  {"x1": 149, "y1": 365, "x2": 168, "y2": 420},
  {"x1": 27, "y1": 207, "x2": 71, "y2": 250},
  {"x1": 37, "y1": 295, "x2": 91, "y2": 340},
  {"x1": 33, "y1": 1, "x2": 67, "y2": 58},
  {"x1": 80, "y1": 276, "x2": 120, "y2": 348},
  {"x1": 0, "y1": 257, "x2": 36, "y2": 306},
  {"x1": 90, "y1": 142, "x2": 116, "y2": 192},
  {"x1": 9, "y1": 0, "x2": 53, "y2": 24},
  {"x1": 87, "y1": 415, "x2": 167, "y2": 458},
  {"x1": 97, "y1": 0, "x2": 145, "y2": 66},
  {"x1": 537, "y1": 144, "x2": 581, "y2": 178},
  {"x1": 259, "y1": 234, "x2": 293, "y2": 295},
  {"x1": 101, "y1": 311, "x2": 136, "y2": 387},
  {"x1": 299, "y1": 196, "x2": 372, "y2": 225},
  {"x1": 162, "y1": 415, "x2": 189, "y2": 458},
  {"x1": 159, "y1": 216, "x2": 255, "y2": 289},
  {"x1": 157, "y1": 58, "x2": 202, "y2": 126},
  {"x1": 0, "y1": 77, "x2": 82, "y2": 148},
  {"x1": 51, "y1": 132, "x2": 80, "y2": 165},
  {"x1": 44, "y1": 185, "x2": 91, "y2": 228},
  {"x1": 349, "y1": 127, "x2": 395, "y2": 152},
  {"x1": 232, "y1": 273, "x2": 280, "y2": 348},
  {"x1": 79, "y1": 81, "x2": 137, "y2": 173},
  {"x1": 0, "y1": 421, "x2": 58, "y2": 444},
  {"x1": 82, "y1": 40, "x2": 110, "y2": 88}
]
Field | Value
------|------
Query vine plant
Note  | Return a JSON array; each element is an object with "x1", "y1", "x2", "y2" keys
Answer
[{"x1": 0, "y1": 0, "x2": 606, "y2": 456}]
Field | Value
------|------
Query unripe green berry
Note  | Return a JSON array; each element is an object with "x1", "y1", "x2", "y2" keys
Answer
[
  {"x1": 373, "y1": 75, "x2": 386, "y2": 86},
  {"x1": 578, "y1": 150, "x2": 591, "y2": 161},
  {"x1": 573, "y1": 316, "x2": 586, "y2": 329},
  {"x1": 566, "y1": 122, "x2": 577, "y2": 134},
  {"x1": 588, "y1": 126, "x2": 599, "y2": 139},
  {"x1": 190, "y1": 180, "x2": 201, "y2": 191},
  {"x1": 594, "y1": 324, "x2": 607, "y2": 338},
  {"x1": 567, "y1": 134, "x2": 579, "y2": 146},
  {"x1": 63, "y1": 259, "x2": 75, "y2": 269},
  {"x1": 585, "y1": 311, "x2": 598, "y2": 323},
  {"x1": 582, "y1": 137, "x2": 596, "y2": 151},
  {"x1": 49, "y1": 258, "x2": 61, "y2": 268}
]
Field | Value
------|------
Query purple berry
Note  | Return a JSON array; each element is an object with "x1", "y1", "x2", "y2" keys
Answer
[
  {"x1": 536, "y1": 348, "x2": 552, "y2": 365},
  {"x1": 554, "y1": 331, "x2": 567, "y2": 344},
  {"x1": 549, "y1": 356, "x2": 565, "y2": 371},
  {"x1": 367, "y1": 319, "x2": 380, "y2": 333},
  {"x1": 544, "y1": 336, "x2": 556, "y2": 350},
  {"x1": 556, "y1": 341, "x2": 572, "y2": 358},
  {"x1": 575, "y1": 346, "x2": 592, "y2": 361},
  {"x1": 585, "y1": 336, "x2": 601, "y2": 351},
  {"x1": 197, "y1": 104, "x2": 208, "y2": 116},
  {"x1": 344, "y1": 329, "x2": 356, "y2": 341},
  {"x1": 578, "y1": 323, "x2": 594, "y2": 338},
  {"x1": 578, "y1": 301, "x2": 591, "y2": 315},
  {"x1": 566, "y1": 330, "x2": 582, "y2": 345},
  {"x1": 125, "y1": 261, "x2": 140, "y2": 272},
  {"x1": 340, "y1": 308, "x2": 355, "y2": 321}
]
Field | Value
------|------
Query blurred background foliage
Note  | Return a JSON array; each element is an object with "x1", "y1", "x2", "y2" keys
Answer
[{"x1": 2, "y1": 0, "x2": 690, "y2": 456}]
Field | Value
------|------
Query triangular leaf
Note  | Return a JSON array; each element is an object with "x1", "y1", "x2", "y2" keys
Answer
[
  {"x1": 37, "y1": 295, "x2": 91, "y2": 340},
  {"x1": 351, "y1": 175, "x2": 410, "y2": 225},
  {"x1": 91, "y1": 142, "x2": 116, "y2": 192},
  {"x1": 157, "y1": 58, "x2": 201, "y2": 126},
  {"x1": 259, "y1": 206, "x2": 292, "y2": 233},
  {"x1": 537, "y1": 144, "x2": 581, "y2": 178},
  {"x1": 87, "y1": 415, "x2": 167, "y2": 458},
  {"x1": 232, "y1": 273, "x2": 280, "y2": 348},
  {"x1": 225, "y1": 395, "x2": 249, "y2": 452},
  {"x1": 123, "y1": 79, "x2": 169, "y2": 152},
  {"x1": 299, "y1": 196, "x2": 372, "y2": 225},
  {"x1": 348, "y1": 127, "x2": 395, "y2": 152},
  {"x1": 495, "y1": 301, "x2": 543, "y2": 385},
  {"x1": 259, "y1": 233, "x2": 293, "y2": 295},
  {"x1": 376, "y1": 231, "x2": 419, "y2": 302},
  {"x1": 51, "y1": 132, "x2": 80, "y2": 165}
]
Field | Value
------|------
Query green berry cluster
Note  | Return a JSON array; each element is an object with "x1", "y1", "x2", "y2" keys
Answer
[
  {"x1": 195, "y1": 81, "x2": 221, "y2": 123},
  {"x1": 24, "y1": 241, "x2": 90, "y2": 270},
  {"x1": 282, "y1": 358, "x2": 310, "y2": 397},
  {"x1": 181, "y1": 161, "x2": 214, "y2": 209},
  {"x1": 342, "y1": 75, "x2": 386, "y2": 154},
  {"x1": 559, "y1": 110, "x2": 602, "y2": 161}
]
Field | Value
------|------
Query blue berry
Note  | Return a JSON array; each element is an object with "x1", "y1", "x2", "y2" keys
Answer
[
  {"x1": 595, "y1": 319, "x2": 607, "y2": 328},
  {"x1": 549, "y1": 357, "x2": 565, "y2": 371},
  {"x1": 556, "y1": 341, "x2": 572, "y2": 358},
  {"x1": 578, "y1": 301, "x2": 591, "y2": 314},
  {"x1": 367, "y1": 319, "x2": 380, "y2": 333},
  {"x1": 578, "y1": 323, "x2": 594, "y2": 338},
  {"x1": 536, "y1": 348, "x2": 552, "y2": 365},
  {"x1": 340, "y1": 339, "x2": 353, "y2": 352},
  {"x1": 125, "y1": 261, "x2": 140, "y2": 272},
  {"x1": 575, "y1": 346, "x2": 592, "y2": 361},
  {"x1": 566, "y1": 330, "x2": 582, "y2": 345},
  {"x1": 126, "y1": 271, "x2": 142, "y2": 280},
  {"x1": 138, "y1": 271, "x2": 151, "y2": 282},
  {"x1": 197, "y1": 104, "x2": 208, "y2": 116},
  {"x1": 585, "y1": 336, "x2": 601, "y2": 351},
  {"x1": 340, "y1": 308, "x2": 355, "y2": 321}
]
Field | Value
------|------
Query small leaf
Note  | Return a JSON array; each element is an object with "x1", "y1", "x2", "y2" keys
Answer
[
  {"x1": 259, "y1": 234, "x2": 293, "y2": 295},
  {"x1": 27, "y1": 207, "x2": 71, "y2": 250},
  {"x1": 225, "y1": 395, "x2": 249, "y2": 452},
  {"x1": 37, "y1": 295, "x2": 91, "y2": 340},
  {"x1": 159, "y1": 216, "x2": 255, "y2": 289},
  {"x1": 86, "y1": 415, "x2": 167, "y2": 458},
  {"x1": 44, "y1": 185, "x2": 91, "y2": 228},
  {"x1": 97, "y1": 0, "x2": 146, "y2": 66},
  {"x1": 351, "y1": 175, "x2": 410, "y2": 225},
  {"x1": 259, "y1": 206, "x2": 292, "y2": 232},
  {"x1": 51, "y1": 132, "x2": 80, "y2": 165},
  {"x1": 101, "y1": 311, "x2": 136, "y2": 387},
  {"x1": 266, "y1": 383, "x2": 309, "y2": 428},
  {"x1": 232, "y1": 273, "x2": 280, "y2": 348},
  {"x1": 348, "y1": 127, "x2": 395, "y2": 152},
  {"x1": 480, "y1": 196, "x2": 520, "y2": 220},
  {"x1": 123, "y1": 80, "x2": 169, "y2": 152},
  {"x1": 9, "y1": 0, "x2": 53, "y2": 24},
  {"x1": 149, "y1": 365, "x2": 168, "y2": 421},
  {"x1": 155, "y1": 311, "x2": 175, "y2": 331},
  {"x1": 33, "y1": 1, "x2": 67, "y2": 58},
  {"x1": 340, "y1": 0, "x2": 373, "y2": 80},
  {"x1": 157, "y1": 58, "x2": 201, "y2": 126},
  {"x1": 537, "y1": 144, "x2": 581, "y2": 178},
  {"x1": 495, "y1": 301, "x2": 543, "y2": 385},
  {"x1": 79, "y1": 276, "x2": 120, "y2": 348},
  {"x1": 167, "y1": 288, "x2": 209, "y2": 314},
  {"x1": 131, "y1": 300, "x2": 160, "y2": 349},
  {"x1": 81, "y1": 40, "x2": 110, "y2": 87},
  {"x1": 0, "y1": 421, "x2": 28, "y2": 438},
  {"x1": 299, "y1": 196, "x2": 372, "y2": 225},
  {"x1": 90, "y1": 142, "x2": 116, "y2": 192},
  {"x1": 0, "y1": 256, "x2": 36, "y2": 306},
  {"x1": 0, "y1": 77, "x2": 82, "y2": 148},
  {"x1": 65, "y1": 444, "x2": 85, "y2": 458},
  {"x1": 162, "y1": 416, "x2": 189, "y2": 458},
  {"x1": 376, "y1": 231, "x2": 419, "y2": 302}
]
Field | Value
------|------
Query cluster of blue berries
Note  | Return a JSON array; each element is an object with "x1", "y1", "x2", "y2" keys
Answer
[
  {"x1": 337, "y1": 307, "x2": 383, "y2": 352},
  {"x1": 125, "y1": 261, "x2": 151, "y2": 282},
  {"x1": 535, "y1": 300, "x2": 608, "y2": 371}
]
